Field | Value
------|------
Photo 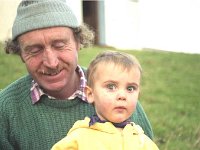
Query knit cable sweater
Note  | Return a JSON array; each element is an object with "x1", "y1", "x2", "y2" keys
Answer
[{"x1": 0, "y1": 74, "x2": 153, "y2": 150}]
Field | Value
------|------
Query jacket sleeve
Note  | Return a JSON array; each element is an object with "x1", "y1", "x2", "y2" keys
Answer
[
  {"x1": 131, "y1": 101, "x2": 154, "y2": 139},
  {"x1": 51, "y1": 136, "x2": 78, "y2": 150}
]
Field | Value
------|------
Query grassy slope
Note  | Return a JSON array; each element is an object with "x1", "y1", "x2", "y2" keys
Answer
[{"x1": 1, "y1": 45, "x2": 200, "y2": 150}]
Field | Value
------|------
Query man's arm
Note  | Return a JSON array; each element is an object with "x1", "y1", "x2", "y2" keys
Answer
[{"x1": 0, "y1": 106, "x2": 15, "y2": 149}]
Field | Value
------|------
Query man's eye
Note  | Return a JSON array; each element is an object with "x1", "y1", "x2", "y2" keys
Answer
[
  {"x1": 30, "y1": 48, "x2": 42, "y2": 54},
  {"x1": 127, "y1": 86, "x2": 137, "y2": 92},
  {"x1": 53, "y1": 42, "x2": 66, "y2": 50},
  {"x1": 24, "y1": 46, "x2": 43, "y2": 55},
  {"x1": 106, "y1": 84, "x2": 116, "y2": 90}
]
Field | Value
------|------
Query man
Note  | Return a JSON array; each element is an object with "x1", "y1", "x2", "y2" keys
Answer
[{"x1": 0, "y1": 0, "x2": 153, "y2": 149}]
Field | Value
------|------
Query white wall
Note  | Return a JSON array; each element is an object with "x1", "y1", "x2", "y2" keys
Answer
[
  {"x1": 103, "y1": 0, "x2": 200, "y2": 54},
  {"x1": 0, "y1": 0, "x2": 82, "y2": 42},
  {"x1": 65, "y1": 0, "x2": 82, "y2": 25},
  {"x1": 139, "y1": 0, "x2": 200, "y2": 54},
  {"x1": 104, "y1": 0, "x2": 141, "y2": 50},
  {"x1": 0, "y1": 0, "x2": 21, "y2": 41},
  {"x1": 1, "y1": 0, "x2": 200, "y2": 54}
]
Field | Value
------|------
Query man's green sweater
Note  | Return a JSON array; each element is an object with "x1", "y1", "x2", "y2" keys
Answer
[{"x1": 0, "y1": 75, "x2": 153, "y2": 150}]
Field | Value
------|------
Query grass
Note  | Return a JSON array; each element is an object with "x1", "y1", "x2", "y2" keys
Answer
[
  {"x1": 0, "y1": 43, "x2": 27, "y2": 88},
  {"x1": 1, "y1": 43, "x2": 200, "y2": 150}
]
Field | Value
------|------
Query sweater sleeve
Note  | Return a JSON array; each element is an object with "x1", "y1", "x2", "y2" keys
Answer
[
  {"x1": 0, "y1": 99, "x2": 15, "y2": 150},
  {"x1": 131, "y1": 101, "x2": 154, "y2": 139},
  {"x1": 0, "y1": 75, "x2": 31, "y2": 150},
  {"x1": 0, "y1": 123, "x2": 15, "y2": 150}
]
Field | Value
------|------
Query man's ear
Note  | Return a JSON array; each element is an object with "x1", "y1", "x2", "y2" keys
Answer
[
  {"x1": 85, "y1": 86, "x2": 94, "y2": 104},
  {"x1": 76, "y1": 42, "x2": 81, "y2": 51},
  {"x1": 20, "y1": 54, "x2": 25, "y2": 63}
]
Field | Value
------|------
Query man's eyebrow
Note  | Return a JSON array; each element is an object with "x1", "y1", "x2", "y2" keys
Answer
[{"x1": 52, "y1": 39, "x2": 68, "y2": 43}]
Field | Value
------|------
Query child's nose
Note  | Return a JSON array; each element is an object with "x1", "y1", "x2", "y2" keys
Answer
[{"x1": 117, "y1": 90, "x2": 127, "y2": 101}]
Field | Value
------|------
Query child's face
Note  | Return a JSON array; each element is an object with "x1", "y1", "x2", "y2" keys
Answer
[{"x1": 86, "y1": 62, "x2": 141, "y2": 123}]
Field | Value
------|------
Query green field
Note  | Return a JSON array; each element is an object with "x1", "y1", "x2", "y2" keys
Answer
[{"x1": 1, "y1": 43, "x2": 200, "y2": 150}]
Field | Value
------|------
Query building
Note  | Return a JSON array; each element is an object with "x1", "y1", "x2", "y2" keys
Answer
[{"x1": 0, "y1": 0, "x2": 200, "y2": 54}]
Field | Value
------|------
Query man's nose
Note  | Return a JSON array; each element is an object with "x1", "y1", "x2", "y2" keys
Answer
[{"x1": 42, "y1": 48, "x2": 59, "y2": 69}]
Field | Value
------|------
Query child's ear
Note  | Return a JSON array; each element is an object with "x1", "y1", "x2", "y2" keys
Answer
[{"x1": 84, "y1": 86, "x2": 94, "y2": 104}]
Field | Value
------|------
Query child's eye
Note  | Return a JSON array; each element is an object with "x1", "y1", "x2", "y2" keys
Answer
[
  {"x1": 106, "y1": 84, "x2": 116, "y2": 90},
  {"x1": 127, "y1": 86, "x2": 137, "y2": 92}
]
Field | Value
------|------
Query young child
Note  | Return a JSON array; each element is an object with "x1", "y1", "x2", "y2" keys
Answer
[{"x1": 51, "y1": 51, "x2": 159, "y2": 150}]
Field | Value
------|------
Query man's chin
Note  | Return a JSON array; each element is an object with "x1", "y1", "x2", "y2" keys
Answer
[{"x1": 42, "y1": 84, "x2": 64, "y2": 93}]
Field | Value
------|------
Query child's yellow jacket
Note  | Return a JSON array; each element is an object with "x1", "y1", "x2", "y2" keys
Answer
[{"x1": 51, "y1": 117, "x2": 159, "y2": 150}]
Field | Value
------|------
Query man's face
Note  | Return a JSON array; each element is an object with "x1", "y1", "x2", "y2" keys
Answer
[{"x1": 18, "y1": 27, "x2": 80, "y2": 98}]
